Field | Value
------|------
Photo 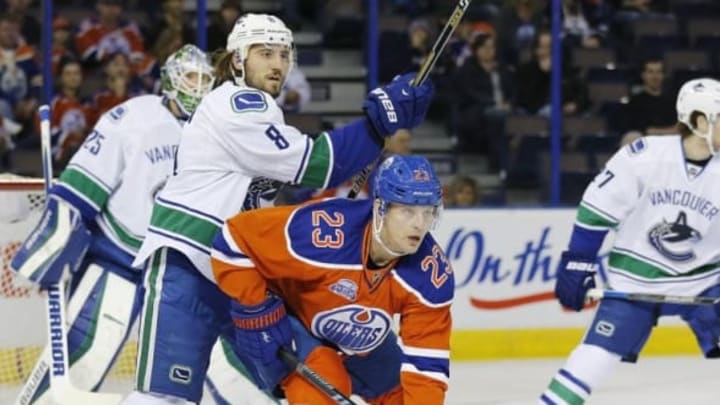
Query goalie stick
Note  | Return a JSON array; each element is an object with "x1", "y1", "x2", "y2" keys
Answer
[
  {"x1": 16, "y1": 105, "x2": 123, "y2": 405},
  {"x1": 347, "y1": 0, "x2": 473, "y2": 199},
  {"x1": 586, "y1": 288, "x2": 720, "y2": 306}
]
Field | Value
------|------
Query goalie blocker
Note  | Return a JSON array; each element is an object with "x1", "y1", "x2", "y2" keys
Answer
[{"x1": 11, "y1": 195, "x2": 91, "y2": 287}]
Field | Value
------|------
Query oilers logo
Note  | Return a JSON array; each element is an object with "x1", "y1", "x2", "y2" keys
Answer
[
  {"x1": 647, "y1": 211, "x2": 701, "y2": 262},
  {"x1": 311, "y1": 305, "x2": 392, "y2": 354}
]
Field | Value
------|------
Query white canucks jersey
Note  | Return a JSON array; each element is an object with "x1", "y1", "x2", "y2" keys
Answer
[
  {"x1": 577, "y1": 136, "x2": 720, "y2": 295},
  {"x1": 134, "y1": 81, "x2": 336, "y2": 279},
  {"x1": 55, "y1": 95, "x2": 182, "y2": 257}
]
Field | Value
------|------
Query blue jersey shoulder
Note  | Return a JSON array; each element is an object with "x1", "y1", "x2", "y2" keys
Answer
[
  {"x1": 394, "y1": 235, "x2": 454, "y2": 306},
  {"x1": 287, "y1": 198, "x2": 373, "y2": 266}
]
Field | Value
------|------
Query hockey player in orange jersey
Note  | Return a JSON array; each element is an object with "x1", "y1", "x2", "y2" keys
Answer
[{"x1": 211, "y1": 154, "x2": 454, "y2": 404}]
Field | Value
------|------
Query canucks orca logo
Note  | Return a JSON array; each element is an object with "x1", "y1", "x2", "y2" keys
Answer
[
  {"x1": 242, "y1": 177, "x2": 282, "y2": 211},
  {"x1": 648, "y1": 211, "x2": 701, "y2": 262},
  {"x1": 311, "y1": 305, "x2": 392, "y2": 354}
]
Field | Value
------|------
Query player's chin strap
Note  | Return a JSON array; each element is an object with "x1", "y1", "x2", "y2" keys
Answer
[{"x1": 692, "y1": 115, "x2": 718, "y2": 156}]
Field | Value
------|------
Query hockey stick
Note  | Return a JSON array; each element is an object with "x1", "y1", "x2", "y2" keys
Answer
[
  {"x1": 586, "y1": 288, "x2": 720, "y2": 306},
  {"x1": 32, "y1": 105, "x2": 123, "y2": 405},
  {"x1": 279, "y1": 348, "x2": 358, "y2": 405},
  {"x1": 347, "y1": 0, "x2": 473, "y2": 199}
]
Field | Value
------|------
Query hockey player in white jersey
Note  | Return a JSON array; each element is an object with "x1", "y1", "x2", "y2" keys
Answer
[
  {"x1": 121, "y1": 12, "x2": 435, "y2": 405},
  {"x1": 540, "y1": 78, "x2": 720, "y2": 405},
  {"x1": 9, "y1": 45, "x2": 219, "y2": 404}
]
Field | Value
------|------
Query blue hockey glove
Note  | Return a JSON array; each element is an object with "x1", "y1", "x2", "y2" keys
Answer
[
  {"x1": 554, "y1": 251, "x2": 598, "y2": 311},
  {"x1": 231, "y1": 295, "x2": 294, "y2": 389},
  {"x1": 11, "y1": 196, "x2": 91, "y2": 288},
  {"x1": 363, "y1": 72, "x2": 435, "y2": 137}
]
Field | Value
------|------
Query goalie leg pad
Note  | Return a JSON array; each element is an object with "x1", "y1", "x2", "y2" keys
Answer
[
  {"x1": 15, "y1": 262, "x2": 142, "y2": 404},
  {"x1": 204, "y1": 337, "x2": 279, "y2": 405},
  {"x1": 66, "y1": 262, "x2": 142, "y2": 389},
  {"x1": 11, "y1": 195, "x2": 90, "y2": 287}
]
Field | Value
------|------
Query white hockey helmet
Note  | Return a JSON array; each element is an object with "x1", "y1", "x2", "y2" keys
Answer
[
  {"x1": 676, "y1": 77, "x2": 720, "y2": 154},
  {"x1": 226, "y1": 13, "x2": 295, "y2": 80},
  {"x1": 160, "y1": 44, "x2": 215, "y2": 119}
]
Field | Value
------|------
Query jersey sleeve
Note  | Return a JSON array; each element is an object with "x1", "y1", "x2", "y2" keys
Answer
[
  {"x1": 211, "y1": 205, "x2": 297, "y2": 305},
  {"x1": 210, "y1": 88, "x2": 381, "y2": 190},
  {"x1": 212, "y1": 90, "x2": 315, "y2": 182},
  {"x1": 392, "y1": 240, "x2": 454, "y2": 404},
  {"x1": 577, "y1": 139, "x2": 645, "y2": 232},
  {"x1": 51, "y1": 104, "x2": 128, "y2": 220}
]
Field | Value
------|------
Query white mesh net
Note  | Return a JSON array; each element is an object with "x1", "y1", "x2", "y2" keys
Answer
[{"x1": 0, "y1": 175, "x2": 136, "y2": 402}]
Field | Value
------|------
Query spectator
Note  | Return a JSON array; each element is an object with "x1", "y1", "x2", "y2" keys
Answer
[
  {"x1": 562, "y1": 0, "x2": 602, "y2": 48},
  {"x1": 404, "y1": 18, "x2": 455, "y2": 122},
  {"x1": 89, "y1": 52, "x2": 146, "y2": 125},
  {"x1": 276, "y1": 66, "x2": 310, "y2": 112},
  {"x1": 515, "y1": 30, "x2": 589, "y2": 117},
  {"x1": 51, "y1": 17, "x2": 77, "y2": 76},
  {"x1": 623, "y1": 57, "x2": 676, "y2": 136},
  {"x1": 496, "y1": 0, "x2": 547, "y2": 66},
  {"x1": 6, "y1": 0, "x2": 41, "y2": 47},
  {"x1": 207, "y1": 0, "x2": 243, "y2": 53},
  {"x1": 0, "y1": 13, "x2": 40, "y2": 139},
  {"x1": 407, "y1": 18, "x2": 434, "y2": 73},
  {"x1": 145, "y1": 0, "x2": 195, "y2": 64},
  {"x1": 74, "y1": 0, "x2": 148, "y2": 68},
  {"x1": 50, "y1": 58, "x2": 94, "y2": 169},
  {"x1": 445, "y1": 175, "x2": 480, "y2": 207},
  {"x1": 455, "y1": 33, "x2": 515, "y2": 172},
  {"x1": 610, "y1": 0, "x2": 669, "y2": 49}
]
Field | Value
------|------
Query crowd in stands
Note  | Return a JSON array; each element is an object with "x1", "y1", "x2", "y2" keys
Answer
[
  {"x1": 1, "y1": 0, "x2": 719, "y2": 206},
  {"x1": 378, "y1": 0, "x2": 720, "y2": 203}
]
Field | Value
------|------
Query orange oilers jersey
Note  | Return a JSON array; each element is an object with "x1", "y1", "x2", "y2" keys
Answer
[
  {"x1": 74, "y1": 18, "x2": 145, "y2": 63},
  {"x1": 211, "y1": 198, "x2": 454, "y2": 404},
  {"x1": 49, "y1": 94, "x2": 93, "y2": 159}
]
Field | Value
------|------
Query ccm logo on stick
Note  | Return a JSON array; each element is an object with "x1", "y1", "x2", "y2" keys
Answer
[{"x1": 370, "y1": 88, "x2": 398, "y2": 123}]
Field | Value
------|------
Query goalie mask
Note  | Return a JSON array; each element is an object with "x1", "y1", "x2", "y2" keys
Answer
[
  {"x1": 676, "y1": 77, "x2": 720, "y2": 155},
  {"x1": 225, "y1": 13, "x2": 295, "y2": 86},
  {"x1": 372, "y1": 155, "x2": 443, "y2": 257},
  {"x1": 160, "y1": 44, "x2": 215, "y2": 119}
]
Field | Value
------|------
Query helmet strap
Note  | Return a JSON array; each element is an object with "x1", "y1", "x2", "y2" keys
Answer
[{"x1": 692, "y1": 114, "x2": 717, "y2": 156}]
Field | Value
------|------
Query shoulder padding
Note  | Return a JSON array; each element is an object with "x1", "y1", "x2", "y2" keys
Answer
[
  {"x1": 393, "y1": 235, "x2": 454, "y2": 307},
  {"x1": 286, "y1": 199, "x2": 373, "y2": 266}
]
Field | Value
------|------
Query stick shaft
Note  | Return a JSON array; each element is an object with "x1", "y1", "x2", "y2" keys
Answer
[
  {"x1": 347, "y1": 0, "x2": 473, "y2": 199},
  {"x1": 279, "y1": 349, "x2": 358, "y2": 405},
  {"x1": 587, "y1": 288, "x2": 720, "y2": 305}
]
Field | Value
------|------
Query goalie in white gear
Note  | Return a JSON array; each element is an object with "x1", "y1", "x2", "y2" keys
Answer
[
  {"x1": 539, "y1": 77, "x2": 720, "y2": 405},
  {"x1": 122, "y1": 11, "x2": 435, "y2": 405},
  {"x1": 9, "y1": 44, "x2": 228, "y2": 404}
]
